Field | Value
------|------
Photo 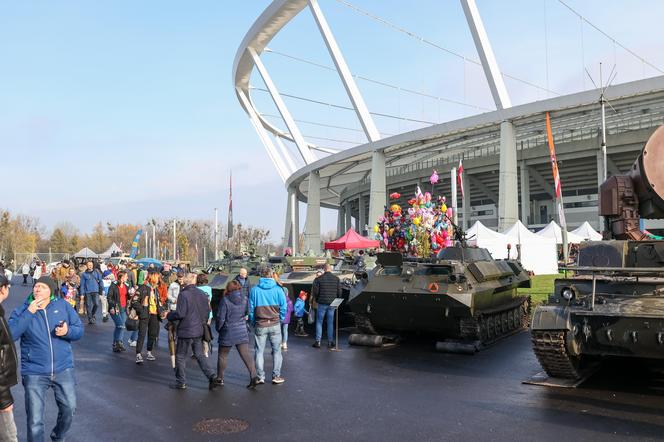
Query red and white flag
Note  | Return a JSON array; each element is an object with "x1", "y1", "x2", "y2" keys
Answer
[
  {"x1": 545, "y1": 112, "x2": 567, "y2": 230},
  {"x1": 457, "y1": 159, "x2": 464, "y2": 198}
]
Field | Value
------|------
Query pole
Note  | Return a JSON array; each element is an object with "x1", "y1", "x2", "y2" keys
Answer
[
  {"x1": 214, "y1": 208, "x2": 219, "y2": 261},
  {"x1": 203, "y1": 247, "x2": 207, "y2": 267},
  {"x1": 450, "y1": 167, "x2": 458, "y2": 226},
  {"x1": 144, "y1": 233, "x2": 148, "y2": 258},
  {"x1": 152, "y1": 224, "x2": 156, "y2": 259},
  {"x1": 600, "y1": 63, "x2": 607, "y2": 182},
  {"x1": 173, "y1": 219, "x2": 177, "y2": 261}
]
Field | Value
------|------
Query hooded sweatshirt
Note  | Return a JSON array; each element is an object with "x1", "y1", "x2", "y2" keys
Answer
[{"x1": 248, "y1": 278, "x2": 287, "y2": 328}]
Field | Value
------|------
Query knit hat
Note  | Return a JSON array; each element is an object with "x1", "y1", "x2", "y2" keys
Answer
[{"x1": 36, "y1": 276, "x2": 58, "y2": 297}]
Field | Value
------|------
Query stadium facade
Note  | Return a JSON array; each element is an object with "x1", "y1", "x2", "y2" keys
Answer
[{"x1": 234, "y1": 0, "x2": 664, "y2": 252}]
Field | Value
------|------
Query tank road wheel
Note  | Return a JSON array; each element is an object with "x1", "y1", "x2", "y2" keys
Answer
[
  {"x1": 531, "y1": 330, "x2": 583, "y2": 380},
  {"x1": 520, "y1": 297, "x2": 532, "y2": 329}
]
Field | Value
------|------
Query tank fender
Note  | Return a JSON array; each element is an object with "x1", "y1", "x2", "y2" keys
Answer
[{"x1": 531, "y1": 306, "x2": 571, "y2": 331}]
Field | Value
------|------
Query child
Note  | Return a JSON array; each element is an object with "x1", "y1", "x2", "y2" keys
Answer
[{"x1": 293, "y1": 290, "x2": 309, "y2": 337}]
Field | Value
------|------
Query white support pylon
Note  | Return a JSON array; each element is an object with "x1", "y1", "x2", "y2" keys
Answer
[
  {"x1": 460, "y1": 0, "x2": 511, "y2": 110},
  {"x1": 308, "y1": 0, "x2": 380, "y2": 142},
  {"x1": 249, "y1": 48, "x2": 317, "y2": 164},
  {"x1": 237, "y1": 88, "x2": 290, "y2": 182}
]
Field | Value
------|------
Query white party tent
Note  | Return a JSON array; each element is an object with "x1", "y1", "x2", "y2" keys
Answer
[
  {"x1": 466, "y1": 221, "x2": 511, "y2": 259},
  {"x1": 536, "y1": 221, "x2": 586, "y2": 244},
  {"x1": 503, "y1": 221, "x2": 558, "y2": 275},
  {"x1": 571, "y1": 221, "x2": 603, "y2": 241},
  {"x1": 99, "y1": 243, "x2": 123, "y2": 259}
]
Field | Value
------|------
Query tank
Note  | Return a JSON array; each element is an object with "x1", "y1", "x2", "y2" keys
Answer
[
  {"x1": 531, "y1": 124, "x2": 664, "y2": 381},
  {"x1": 347, "y1": 245, "x2": 531, "y2": 352}
]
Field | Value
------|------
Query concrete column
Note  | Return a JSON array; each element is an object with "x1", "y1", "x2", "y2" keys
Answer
[
  {"x1": 337, "y1": 206, "x2": 345, "y2": 238},
  {"x1": 358, "y1": 194, "x2": 366, "y2": 236},
  {"x1": 498, "y1": 121, "x2": 518, "y2": 229},
  {"x1": 290, "y1": 188, "x2": 299, "y2": 254},
  {"x1": 368, "y1": 150, "x2": 387, "y2": 230},
  {"x1": 462, "y1": 173, "x2": 470, "y2": 230},
  {"x1": 345, "y1": 200, "x2": 352, "y2": 234},
  {"x1": 304, "y1": 171, "x2": 321, "y2": 253},
  {"x1": 520, "y1": 162, "x2": 530, "y2": 225},
  {"x1": 284, "y1": 188, "x2": 293, "y2": 248}
]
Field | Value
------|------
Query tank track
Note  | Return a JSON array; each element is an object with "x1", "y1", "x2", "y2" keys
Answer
[
  {"x1": 459, "y1": 296, "x2": 531, "y2": 346},
  {"x1": 531, "y1": 330, "x2": 582, "y2": 380}
]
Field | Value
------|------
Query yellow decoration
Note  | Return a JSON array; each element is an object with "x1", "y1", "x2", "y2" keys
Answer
[
  {"x1": 441, "y1": 203, "x2": 447, "y2": 212},
  {"x1": 373, "y1": 224, "x2": 379, "y2": 233},
  {"x1": 413, "y1": 217, "x2": 421, "y2": 226}
]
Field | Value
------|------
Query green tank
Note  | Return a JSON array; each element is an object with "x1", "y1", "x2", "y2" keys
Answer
[
  {"x1": 531, "y1": 124, "x2": 664, "y2": 381},
  {"x1": 347, "y1": 246, "x2": 531, "y2": 352}
]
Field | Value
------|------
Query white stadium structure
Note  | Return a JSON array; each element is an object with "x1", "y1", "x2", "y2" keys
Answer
[{"x1": 234, "y1": 0, "x2": 664, "y2": 253}]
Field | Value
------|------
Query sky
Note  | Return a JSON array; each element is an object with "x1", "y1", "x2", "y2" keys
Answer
[{"x1": 2, "y1": 0, "x2": 664, "y2": 241}]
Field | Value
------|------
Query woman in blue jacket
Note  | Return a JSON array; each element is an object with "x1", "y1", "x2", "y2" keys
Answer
[{"x1": 215, "y1": 280, "x2": 258, "y2": 389}]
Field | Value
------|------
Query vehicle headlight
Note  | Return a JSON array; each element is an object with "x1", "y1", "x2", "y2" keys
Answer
[{"x1": 561, "y1": 288, "x2": 574, "y2": 300}]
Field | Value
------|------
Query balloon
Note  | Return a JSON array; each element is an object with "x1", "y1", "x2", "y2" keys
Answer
[
  {"x1": 430, "y1": 170, "x2": 439, "y2": 185},
  {"x1": 389, "y1": 192, "x2": 401, "y2": 199},
  {"x1": 441, "y1": 203, "x2": 447, "y2": 213},
  {"x1": 373, "y1": 224, "x2": 379, "y2": 233},
  {"x1": 446, "y1": 208, "x2": 453, "y2": 218}
]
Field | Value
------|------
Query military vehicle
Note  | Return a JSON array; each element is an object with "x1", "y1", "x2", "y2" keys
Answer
[
  {"x1": 206, "y1": 255, "x2": 264, "y2": 316},
  {"x1": 531, "y1": 124, "x2": 664, "y2": 381},
  {"x1": 347, "y1": 245, "x2": 531, "y2": 352}
]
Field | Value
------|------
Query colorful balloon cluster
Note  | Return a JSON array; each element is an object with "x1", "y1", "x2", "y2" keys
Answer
[{"x1": 373, "y1": 186, "x2": 454, "y2": 256}]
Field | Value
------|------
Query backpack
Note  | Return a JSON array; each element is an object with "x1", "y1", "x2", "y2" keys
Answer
[{"x1": 125, "y1": 291, "x2": 140, "y2": 331}]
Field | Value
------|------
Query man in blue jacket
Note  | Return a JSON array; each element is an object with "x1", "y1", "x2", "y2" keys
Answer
[
  {"x1": 79, "y1": 260, "x2": 103, "y2": 324},
  {"x1": 248, "y1": 267, "x2": 287, "y2": 385},
  {"x1": 9, "y1": 276, "x2": 84, "y2": 442}
]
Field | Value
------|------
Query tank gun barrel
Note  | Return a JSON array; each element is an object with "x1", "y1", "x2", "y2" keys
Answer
[{"x1": 599, "y1": 124, "x2": 664, "y2": 239}]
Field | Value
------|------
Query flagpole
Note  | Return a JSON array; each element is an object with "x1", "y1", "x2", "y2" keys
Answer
[
  {"x1": 545, "y1": 111, "x2": 569, "y2": 264},
  {"x1": 450, "y1": 167, "x2": 458, "y2": 226},
  {"x1": 214, "y1": 208, "x2": 219, "y2": 261}
]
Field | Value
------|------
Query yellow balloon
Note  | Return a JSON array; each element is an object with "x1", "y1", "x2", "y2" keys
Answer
[
  {"x1": 413, "y1": 217, "x2": 421, "y2": 226},
  {"x1": 441, "y1": 203, "x2": 447, "y2": 212},
  {"x1": 373, "y1": 224, "x2": 379, "y2": 233}
]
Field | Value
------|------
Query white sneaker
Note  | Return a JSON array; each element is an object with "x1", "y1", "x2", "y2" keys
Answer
[
  {"x1": 146, "y1": 351, "x2": 156, "y2": 361},
  {"x1": 128, "y1": 340, "x2": 137, "y2": 347},
  {"x1": 281, "y1": 343, "x2": 288, "y2": 351},
  {"x1": 136, "y1": 353, "x2": 143, "y2": 365}
]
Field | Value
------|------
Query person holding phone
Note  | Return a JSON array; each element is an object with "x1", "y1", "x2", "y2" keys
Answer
[
  {"x1": 0, "y1": 274, "x2": 18, "y2": 442},
  {"x1": 8, "y1": 276, "x2": 84, "y2": 442}
]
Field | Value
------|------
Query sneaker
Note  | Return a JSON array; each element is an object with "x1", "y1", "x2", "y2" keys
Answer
[
  {"x1": 256, "y1": 378, "x2": 265, "y2": 385},
  {"x1": 118, "y1": 342, "x2": 127, "y2": 352},
  {"x1": 247, "y1": 377, "x2": 259, "y2": 389},
  {"x1": 214, "y1": 378, "x2": 224, "y2": 386},
  {"x1": 91, "y1": 317, "x2": 96, "y2": 324},
  {"x1": 102, "y1": 315, "x2": 109, "y2": 323},
  {"x1": 169, "y1": 383, "x2": 187, "y2": 390},
  {"x1": 146, "y1": 351, "x2": 156, "y2": 361},
  {"x1": 281, "y1": 343, "x2": 288, "y2": 351},
  {"x1": 328, "y1": 341, "x2": 336, "y2": 349},
  {"x1": 312, "y1": 341, "x2": 321, "y2": 349},
  {"x1": 272, "y1": 376, "x2": 285, "y2": 385},
  {"x1": 128, "y1": 340, "x2": 137, "y2": 348},
  {"x1": 112, "y1": 343, "x2": 121, "y2": 353},
  {"x1": 136, "y1": 354, "x2": 144, "y2": 365},
  {"x1": 208, "y1": 377, "x2": 219, "y2": 391}
]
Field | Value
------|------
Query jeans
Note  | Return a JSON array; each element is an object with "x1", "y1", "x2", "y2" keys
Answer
[
  {"x1": 84, "y1": 292, "x2": 99, "y2": 322},
  {"x1": 100, "y1": 295, "x2": 108, "y2": 317},
  {"x1": 22, "y1": 368, "x2": 76, "y2": 442},
  {"x1": 110, "y1": 309, "x2": 127, "y2": 343},
  {"x1": 0, "y1": 407, "x2": 17, "y2": 442},
  {"x1": 281, "y1": 323, "x2": 289, "y2": 345},
  {"x1": 315, "y1": 303, "x2": 335, "y2": 342},
  {"x1": 175, "y1": 337, "x2": 215, "y2": 385},
  {"x1": 254, "y1": 324, "x2": 282, "y2": 380}
]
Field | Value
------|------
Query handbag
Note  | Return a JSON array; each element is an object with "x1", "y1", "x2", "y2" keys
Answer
[
  {"x1": 193, "y1": 296, "x2": 214, "y2": 343},
  {"x1": 307, "y1": 302, "x2": 315, "y2": 325}
]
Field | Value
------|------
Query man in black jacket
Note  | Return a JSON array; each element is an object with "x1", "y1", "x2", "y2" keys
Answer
[
  {"x1": 311, "y1": 264, "x2": 341, "y2": 349},
  {"x1": 165, "y1": 273, "x2": 217, "y2": 390},
  {"x1": 0, "y1": 274, "x2": 18, "y2": 442}
]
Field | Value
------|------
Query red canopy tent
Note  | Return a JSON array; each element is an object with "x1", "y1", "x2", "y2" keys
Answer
[{"x1": 324, "y1": 229, "x2": 380, "y2": 250}]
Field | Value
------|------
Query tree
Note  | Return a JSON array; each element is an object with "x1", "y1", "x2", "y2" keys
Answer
[{"x1": 50, "y1": 228, "x2": 68, "y2": 252}]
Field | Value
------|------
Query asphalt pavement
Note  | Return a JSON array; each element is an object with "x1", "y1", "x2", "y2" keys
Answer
[{"x1": 4, "y1": 277, "x2": 664, "y2": 441}]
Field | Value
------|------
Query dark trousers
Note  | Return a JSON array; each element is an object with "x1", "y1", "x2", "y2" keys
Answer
[
  {"x1": 84, "y1": 292, "x2": 99, "y2": 322},
  {"x1": 136, "y1": 314, "x2": 159, "y2": 354},
  {"x1": 22, "y1": 274, "x2": 28, "y2": 284},
  {"x1": 217, "y1": 343, "x2": 256, "y2": 381},
  {"x1": 175, "y1": 337, "x2": 215, "y2": 385}
]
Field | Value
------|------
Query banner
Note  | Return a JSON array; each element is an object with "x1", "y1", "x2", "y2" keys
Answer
[
  {"x1": 129, "y1": 230, "x2": 142, "y2": 259},
  {"x1": 545, "y1": 112, "x2": 567, "y2": 230}
]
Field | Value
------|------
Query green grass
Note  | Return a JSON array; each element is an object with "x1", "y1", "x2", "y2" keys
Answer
[{"x1": 518, "y1": 273, "x2": 561, "y2": 305}]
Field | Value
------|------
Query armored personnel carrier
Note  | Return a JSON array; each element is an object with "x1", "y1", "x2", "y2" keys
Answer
[
  {"x1": 531, "y1": 124, "x2": 664, "y2": 381},
  {"x1": 347, "y1": 245, "x2": 531, "y2": 352}
]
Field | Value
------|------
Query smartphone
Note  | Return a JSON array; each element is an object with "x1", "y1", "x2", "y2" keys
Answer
[{"x1": 58, "y1": 320, "x2": 65, "y2": 328}]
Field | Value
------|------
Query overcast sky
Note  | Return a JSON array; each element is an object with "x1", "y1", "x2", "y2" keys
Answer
[{"x1": 2, "y1": 0, "x2": 664, "y2": 241}]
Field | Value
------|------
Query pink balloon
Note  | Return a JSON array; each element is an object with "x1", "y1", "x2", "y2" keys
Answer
[{"x1": 430, "y1": 170, "x2": 439, "y2": 185}]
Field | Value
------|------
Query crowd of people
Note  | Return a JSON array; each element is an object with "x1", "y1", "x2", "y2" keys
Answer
[{"x1": 0, "y1": 257, "x2": 344, "y2": 441}]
